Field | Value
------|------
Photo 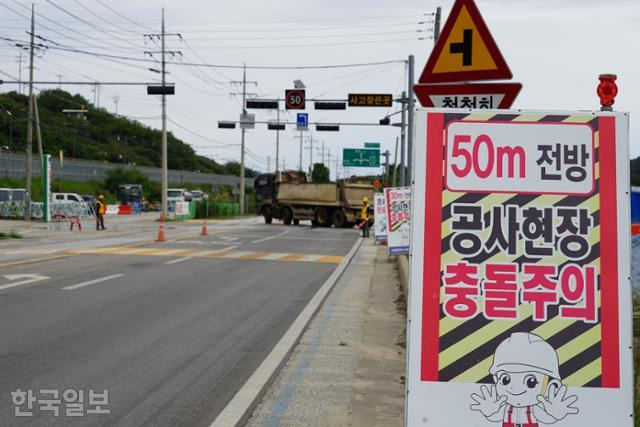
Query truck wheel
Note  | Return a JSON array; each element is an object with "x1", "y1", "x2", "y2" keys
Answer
[
  {"x1": 293, "y1": 219, "x2": 300, "y2": 225},
  {"x1": 263, "y1": 206, "x2": 273, "y2": 224},
  {"x1": 282, "y1": 207, "x2": 293, "y2": 225},
  {"x1": 331, "y1": 210, "x2": 347, "y2": 228},
  {"x1": 315, "y1": 208, "x2": 331, "y2": 227}
]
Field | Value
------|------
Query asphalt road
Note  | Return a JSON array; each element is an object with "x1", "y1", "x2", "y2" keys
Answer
[{"x1": 0, "y1": 218, "x2": 359, "y2": 426}]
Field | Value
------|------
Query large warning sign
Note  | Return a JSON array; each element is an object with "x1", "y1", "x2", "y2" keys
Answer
[
  {"x1": 418, "y1": 0, "x2": 512, "y2": 83},
  {"x1": 407, "y1": 109, "x2": 633, "y2": 426}
]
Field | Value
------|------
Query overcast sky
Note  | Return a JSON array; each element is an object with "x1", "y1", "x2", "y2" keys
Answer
[{"x1": 0, "y1": 0, "x2": 638, "y2": 178}]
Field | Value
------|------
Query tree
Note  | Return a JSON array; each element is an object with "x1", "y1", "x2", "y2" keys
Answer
[{"x1": 312, "y1": 163, "x2": 330, "y2": 183}]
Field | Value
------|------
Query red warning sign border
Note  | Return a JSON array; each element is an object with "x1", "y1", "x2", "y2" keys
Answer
[
  {"x1": 418, "y1": 0, "x2": 513, "y2": 84},
  {"x1": 420, "y1": 112, "x2": 621, "y2": 388},
  {"x1": 413, "y1": 82, "x2": 522, "y2": 109}
]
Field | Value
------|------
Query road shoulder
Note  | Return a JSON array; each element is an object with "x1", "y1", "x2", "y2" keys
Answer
[{"x1": 246, "y1": 241, "x2": 406, "y2": 426}]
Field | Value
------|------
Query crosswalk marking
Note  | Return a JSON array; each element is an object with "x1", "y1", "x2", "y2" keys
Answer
[{"x1": 0, "y1": 247, "x2": 343, "y2": 264}]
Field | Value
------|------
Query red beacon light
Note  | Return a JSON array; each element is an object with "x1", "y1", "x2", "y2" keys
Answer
[{"x1": 597, "y1": 74, "x2": 618, "y2": 111}]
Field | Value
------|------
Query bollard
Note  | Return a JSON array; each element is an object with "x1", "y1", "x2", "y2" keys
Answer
[{"x1": 201, "y1": 219, "x2": 209, "y2": 236}]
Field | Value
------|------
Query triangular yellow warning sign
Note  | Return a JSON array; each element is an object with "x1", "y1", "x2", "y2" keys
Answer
[{"x1": 419, "y1": 0, "x2": 512, "y2": 83}]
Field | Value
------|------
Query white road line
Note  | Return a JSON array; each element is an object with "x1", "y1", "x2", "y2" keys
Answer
[
  {"x1": 164, "y1": 256, "x2": 193, "y2": 265},
  {"x1": 62, "y1": 274, "x2": 124, "y2": 291},
  {"x1": 251, "y1": 229, "x2": 290, "y2": 244},
  {"x1": 259, "y1": 253, "x2": 289, "y2": 261}
]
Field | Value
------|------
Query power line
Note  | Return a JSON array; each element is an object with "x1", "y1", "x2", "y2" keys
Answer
[
  {"x1": 94, "y1": 0, "x2": 155, "y2": 32},
  {"x1": 45, "y1": 0, "x2": 145, "y2": 51},
  {"x1": 19, "y1": 42, "x2": 408, "y2": 70}
]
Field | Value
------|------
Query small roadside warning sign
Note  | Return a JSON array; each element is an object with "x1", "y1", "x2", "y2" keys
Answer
[
  {"x1": 406, "y1": 108, "x2": 633, "y2": 426},
  {"x1": 419, "y1": 0, "x2": 512, "y2": 83},
  {"x1": 413, "y1": 82, "x2": 521, "y2": 109}
]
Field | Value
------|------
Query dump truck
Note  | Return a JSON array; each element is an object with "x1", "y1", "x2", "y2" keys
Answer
[{"x1": 254, "y1": 170, "x2": 374, "y2": 227}]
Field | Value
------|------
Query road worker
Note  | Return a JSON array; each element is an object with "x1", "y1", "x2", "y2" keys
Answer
[
  {"x1": 470, "y1": 332, "x2": 579, "y2": 426},
  {"x1": 96, "y1": 194, "x2": 106, "y2": 231},
  {"x1": 360, "y1": 196, "x2": 371, "y2": 238}
]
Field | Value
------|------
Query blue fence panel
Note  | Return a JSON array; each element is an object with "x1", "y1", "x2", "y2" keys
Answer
[{"x1": 631, "y1": 190, "x2": 640, "y2": 224}]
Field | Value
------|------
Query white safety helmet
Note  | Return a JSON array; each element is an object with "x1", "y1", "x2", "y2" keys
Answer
[{"x1": 489, "y1": 332, "x2": 561, "y2": 380}]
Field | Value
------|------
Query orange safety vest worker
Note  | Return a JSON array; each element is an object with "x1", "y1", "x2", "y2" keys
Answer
[{"x1": 96, "y1": 199, "x2": 105, "y2": 215}]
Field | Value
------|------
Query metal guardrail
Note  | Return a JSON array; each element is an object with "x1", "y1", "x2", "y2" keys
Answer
[{"x1": 0, "y1": 152, "x2": 254, "y2": 188}]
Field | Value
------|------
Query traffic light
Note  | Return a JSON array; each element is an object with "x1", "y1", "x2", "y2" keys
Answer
[
  {"x1": 316, "y1": 125, "x2": 339, "y2": 131},
  {"x1": 379, "y1": 117, "x2": 390, "y2": 125},
  {"x1": 314, "y1": 102, "x2": 346, "y2": 110},
  {"x1": 218, "y1": 121, "x2": 236, "y2": 129},
  {"x1": 268, "y1": 123, "x2": 286, "y2": 130},
  {"x1": 246, "y1": 100, "x2": 279, "y2": 109},
  {"x1": 147, "y1": 85, "x2": 175, "y2": 95}
]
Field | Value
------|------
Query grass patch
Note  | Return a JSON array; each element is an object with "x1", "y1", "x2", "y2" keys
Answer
[{"x1": 0, "y1": 231, "x2": 22, "y2": 239}]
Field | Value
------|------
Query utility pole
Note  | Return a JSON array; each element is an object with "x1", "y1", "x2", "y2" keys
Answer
[
  {"x1": 143, "y1": 9, "x2": 181, "y2": 220},
  {"x1": 407, "y1": 55, "x2": 415, "y2": 185},
  {"x1": 24, "y1": 4, "x2": 35, "y2": 221},
  {"x1": 267, "y1": 155, "x2": 271, "y2": 173},
  {"x1": 240, "y1": 64, "x2": 246, "y2": 214},
  {"x1": 400, "y1": 90, "x2": 407, "y2": 187},
  {"x1": 229, "y1": 65, "x2": 257, "y2": 214},
  {"x1": 321, "y1": 140, "x2": 325, "y2": 165},
  {"x1": 34, "y1": 94, "x2": 44, "y2": 223},
  {"x1": 56, "y1": 73, "x2": 62, "y2": 89},
  {"x1": 113, "y1": 95, "x2": 120, "y2": 115},
  {"x1": 161, "y1": 9, "x2": 168, "y2": 219},
  {"x1": 392, "y1": 136, "x2": 399, "y2": 186},
  {"x1": 275, "y1": 99, "x2": 280, "y2": 173},
  {"x1": 434, "y1": 7, "x2": 442, "y2": 42}
]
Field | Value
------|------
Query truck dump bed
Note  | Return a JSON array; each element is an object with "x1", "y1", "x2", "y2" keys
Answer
[
  {"x1": 341, "y1": 182, "x2": 375, "y2": 209},
  {"x1": 276, "y1": 183, "x2": 339, "y2": 206}
]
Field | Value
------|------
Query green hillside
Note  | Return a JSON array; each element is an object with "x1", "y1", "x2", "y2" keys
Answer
[{"x1": 0, "y1": 89, "x2": 255, "y2": 177}]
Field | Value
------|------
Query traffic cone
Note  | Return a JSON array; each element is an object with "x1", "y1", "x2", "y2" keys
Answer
[
  {"x1": 156, "y1": 215, "x2": 166, "y2": 242},
  {"x1": 201, "y1": 220, "x2": 209, "y2": 236}
]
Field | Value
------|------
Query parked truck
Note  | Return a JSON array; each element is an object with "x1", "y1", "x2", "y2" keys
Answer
[{"x1": 254, "y1": 170, "x2": 374, "y2": 228}]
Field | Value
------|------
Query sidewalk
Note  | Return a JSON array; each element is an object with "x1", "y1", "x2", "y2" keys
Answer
[{"x1": 246, "y1": 240, "x2": 406, "y2": 427}]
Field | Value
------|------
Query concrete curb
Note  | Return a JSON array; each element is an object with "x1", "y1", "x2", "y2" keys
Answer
[
  {"x1": 396, "y1": 254, "x2": 409, "y2": 297},
  {"x1": 210, "y1": 237, "x2": 365, "y2": 427}
]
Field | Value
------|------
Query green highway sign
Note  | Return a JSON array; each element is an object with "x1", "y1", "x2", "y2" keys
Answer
[
  {"x1": 343, "y1": 148, "x2": 380, "y2": 167},
  {"x1": 364, "y1": 142, "x2": 380, "y2": 148}
]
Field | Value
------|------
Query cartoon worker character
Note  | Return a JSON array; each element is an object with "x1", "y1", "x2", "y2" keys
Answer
[{"x1": 470, "y1": 332, "x2": 579, "y2": 426}]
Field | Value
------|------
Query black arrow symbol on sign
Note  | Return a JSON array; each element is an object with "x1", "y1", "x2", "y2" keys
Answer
[{"x1": 450, "y1": 29, "x2": 473, "y2": 66}]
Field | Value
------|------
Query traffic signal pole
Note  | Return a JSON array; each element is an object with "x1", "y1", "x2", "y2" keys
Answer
[
  {"x1": 407, "y1": 55, "x2": 415, "y2": 185},
  {"x1": 161, "y1": 8, "x2": 168, "y2": 220}
]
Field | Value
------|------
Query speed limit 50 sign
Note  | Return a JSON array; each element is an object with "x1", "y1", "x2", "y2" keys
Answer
[{"x1": 285, "y1": 89, "x2": 305, "y2": 110}]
